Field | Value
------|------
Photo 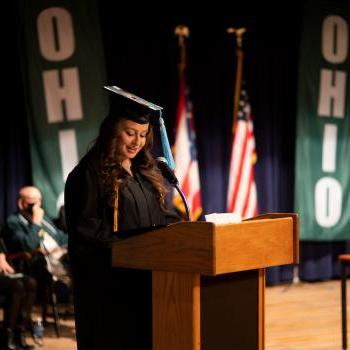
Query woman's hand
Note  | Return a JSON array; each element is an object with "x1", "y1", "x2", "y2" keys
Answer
[{"x1": 0, "y1": 253, "x2": 15, "y2": 274}]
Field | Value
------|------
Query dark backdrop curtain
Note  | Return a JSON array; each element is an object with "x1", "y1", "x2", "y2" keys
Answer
[
  {"x1": 1, "y1": 1, "x2": 349, "y2": 283},
  {"x1": 0, "y1": 3, "x2": 32, "y2": 222}
]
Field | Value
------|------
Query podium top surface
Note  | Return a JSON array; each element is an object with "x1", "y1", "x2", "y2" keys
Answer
[{"x1": 111, "y1": 213, "x2": 299, "y2": 276}]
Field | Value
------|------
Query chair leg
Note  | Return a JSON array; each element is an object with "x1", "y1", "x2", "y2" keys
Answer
[
  {"x1": 341, "y1": 262, "x2": 347, "y2": 349},
  {"x1": 51, "y1": 286, "x2": 61, "y2": 338},
  {"x1": 41, "y1": 290, "x2": 48, "y2": 327}
]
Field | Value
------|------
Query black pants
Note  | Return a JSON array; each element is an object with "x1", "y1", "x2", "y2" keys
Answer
[
  {"x1": 0, "y1": 275, "x2": 36, "y2": 330},
  {"x1": 12, "y1": 254, "x2": 53, "y2": 315}
]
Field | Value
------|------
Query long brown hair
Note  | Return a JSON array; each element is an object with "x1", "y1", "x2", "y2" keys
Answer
[{"x1": 93, "y1": 115, "x2": 168, "y2": 208}]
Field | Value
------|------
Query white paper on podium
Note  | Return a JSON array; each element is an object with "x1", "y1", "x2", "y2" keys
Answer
[{"x1": 204, "y1": 213, "x2": 242, "y2": 224}]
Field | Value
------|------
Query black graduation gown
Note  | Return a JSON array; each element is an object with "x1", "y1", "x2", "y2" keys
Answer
[{"x1": 64, "y1": 149, "x2": 179, "y2": 350}]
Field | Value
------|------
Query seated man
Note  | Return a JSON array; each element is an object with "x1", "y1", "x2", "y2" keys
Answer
[
  {"x1": 3, "y1": 186, "x2": 70, "y2": 299},
  {"x1": 0, "y1": 238, "x2": 36, "y2": 350},
  {"x1": 4, "y1": 186, "x2": 68, "y2": 255}
]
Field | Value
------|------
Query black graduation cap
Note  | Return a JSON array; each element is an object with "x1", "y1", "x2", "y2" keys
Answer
[
  {"x1": 103, "y1": 85, "x2": 176, "y2": 169},
  {"x1": 104, "y1": 85, "x2": 163, "y2": 124}
]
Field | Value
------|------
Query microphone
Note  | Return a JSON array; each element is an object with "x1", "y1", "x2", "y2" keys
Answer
[
  {"x1": 156, "y1": 157, "x2": 191, "y2": 221},
  {"x1": 156, "y1": 157, "x2": 178, "y2": 185}
]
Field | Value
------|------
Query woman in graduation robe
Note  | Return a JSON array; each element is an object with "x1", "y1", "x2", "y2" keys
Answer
[{"x1": 64, "y1": 86, "x2": 180, "y2": 350}]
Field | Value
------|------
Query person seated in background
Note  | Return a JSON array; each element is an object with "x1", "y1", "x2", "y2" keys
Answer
[
  {"x1": 3, "y1": 186, "x2": 70, "y2": 320},
  {"x1": 4, "y1": 186, "x2": 68, "y2": 256},
  {"x1": 0, "y1": 237, "x2": 36, "y2": 350}
]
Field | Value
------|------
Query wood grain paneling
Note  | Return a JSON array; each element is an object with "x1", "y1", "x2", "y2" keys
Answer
[
  {"x1": 245, "y1": 213, "x2": 299, "y2": 264},
  {"x1": 153, "y1": 271, "x2": 200, "y2": 350},
  {"x1": 215, "y1": 218, "x2": 295, "y2": 274},
  {"x1": 201, "y1": 270, "x2": 261, "y2": 350},
  {"x1": 112, "y1": 215, "x2": 298, "y2": 277},
  {"x1": 112, "y1": 222, "x2": 215, "y2": 274},
  {"x1": 258, "y1": 269, "x2": 266, "y2": 350}
]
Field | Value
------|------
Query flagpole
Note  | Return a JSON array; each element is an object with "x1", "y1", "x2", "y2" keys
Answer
[
  {"x1": 227, "y1": 27, "x2": 246, "y2": 133},
  {"x1": 173, "y1": 25, "x2": 192, "y2": 221},
  {"x1": 175, "y1": 25, "x2": 189, "y2": 74},
  {"x1": 172, "y1": 25, "x2": 188, "y2": 168},
  {"x1": 226, "y1": 27, "x2": 258, "y2": 218}
]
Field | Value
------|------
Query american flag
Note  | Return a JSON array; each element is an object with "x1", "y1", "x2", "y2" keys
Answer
[
  {"x1": 173, "y1": 73, "x2": 202, "y2": 220},
  {"x1": 226, "y1": 87, "x2": 258, "y2": 219}
]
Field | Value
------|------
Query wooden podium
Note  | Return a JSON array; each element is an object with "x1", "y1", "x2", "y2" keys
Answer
[{"x1": 111, "y1": 213, "x2": 299, "y2": 350}]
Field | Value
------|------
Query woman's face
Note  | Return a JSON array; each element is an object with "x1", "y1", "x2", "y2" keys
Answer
[{"x1": 117, "y1": 119, "x2": 149, "y2": 160}]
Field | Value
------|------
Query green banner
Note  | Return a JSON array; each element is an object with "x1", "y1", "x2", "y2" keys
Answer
[
  {"x1": 17, "y1": 0, "x2": 107, "y2": 218},
  {"x1": 295, "y1": 0, "x2": 350, "y2": 240}
]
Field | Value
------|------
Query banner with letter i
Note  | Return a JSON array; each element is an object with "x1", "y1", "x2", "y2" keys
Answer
[
  {"x1": 295, "y1": 0, "x2": 350, "y2": 240},
  {"x1": 17, "y1": 0, "x2": 107, "y2": 218}
]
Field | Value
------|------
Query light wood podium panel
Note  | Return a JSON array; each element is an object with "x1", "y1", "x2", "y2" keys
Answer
[{"x1": 111, "y1": 213, "x2": 299, "y2": 350}]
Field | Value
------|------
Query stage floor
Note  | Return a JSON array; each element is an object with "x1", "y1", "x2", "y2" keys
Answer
[
  {"x1": 267, "y1": 279, "x2": 348, "y2": 350},
  {"x1": 20, "y1": 279, "x2": 349, "y2": 349}
]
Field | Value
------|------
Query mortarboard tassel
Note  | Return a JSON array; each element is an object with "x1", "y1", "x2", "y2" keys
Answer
[
  {"x1": 113, "y1": 184, "x2": 119, "y2": 232},
  {"x1": 159, "y1": 113, "x2": 175, "y2": 170}
]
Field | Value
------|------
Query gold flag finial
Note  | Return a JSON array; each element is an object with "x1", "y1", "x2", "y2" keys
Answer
[
  {"x1": 227, "y1": 27, "x2": 247, "y2": 48},
  {"x1": 175, "y1": 25, "x2": 190, "y2": 39},
  {"x1": 175, "y1": 25, "x2": 190, "y2": 72}
]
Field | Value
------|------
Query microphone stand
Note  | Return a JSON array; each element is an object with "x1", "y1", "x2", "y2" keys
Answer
[
  {"x1": 156, "y1": 157, "x2": 191, "y2": 222},
  {"x1": 174, "y1": 183, "x2": 191, "y2": 222}
]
